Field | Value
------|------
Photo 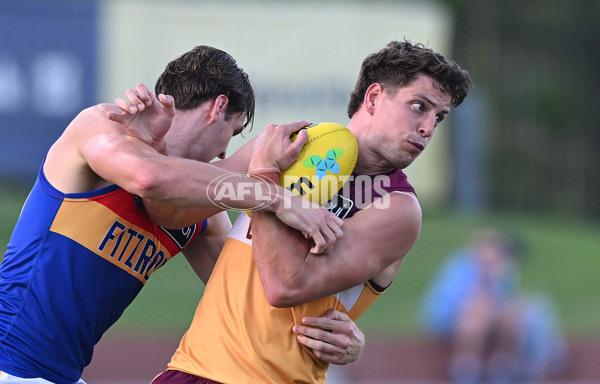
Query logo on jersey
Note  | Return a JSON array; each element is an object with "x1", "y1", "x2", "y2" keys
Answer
[
  {"x1": 98, "y1": 221, "x2": 172, "y2": 283},
  {"x1": 160, "y1": 225, "x2": 197, "y2": 249},
  {"x1": 323, "y1": 194, "x2": 354, "y2": 219},
  {"x1": 320, "y1": 174, "x2": 397, "y2": 217}
]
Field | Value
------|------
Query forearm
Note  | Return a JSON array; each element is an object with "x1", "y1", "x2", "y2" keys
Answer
[
  {"x1": 98, "y1": 101, "x2": 273, "y2": 213},
  {"x1": 248, "y1": 168, "x2": 312, "y2": 294},
  {"x1": 129, "y1": 155, "x2": 286, "y2": 214},
  {"x1": 251, "y1": 209, "x2": 313, "y2": 306}
]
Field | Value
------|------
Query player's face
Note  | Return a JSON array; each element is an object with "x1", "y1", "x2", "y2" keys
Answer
[
  {"x1": 370, "y1": 74, "x2": 452, "y2": 170},
  {"x1": 195, "y1": 111, "x2": 247, "y2": 162},
  {"x1": 173, "y1": 106, "x2": 246, "y2": 162}
]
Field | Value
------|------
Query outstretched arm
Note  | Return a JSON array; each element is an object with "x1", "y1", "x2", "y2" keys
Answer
[{"x1": 106, "y1": 84, "x2": 343, "y2": 252}]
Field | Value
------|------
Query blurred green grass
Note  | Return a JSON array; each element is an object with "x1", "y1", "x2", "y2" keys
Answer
[{"x1": 1, "y1": 184, "x2": 599, "y2": 338}]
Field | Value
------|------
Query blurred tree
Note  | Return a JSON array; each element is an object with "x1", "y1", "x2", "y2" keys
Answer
[{"x1": 438, "y1": 0, "x2": 600, "y2": 218}]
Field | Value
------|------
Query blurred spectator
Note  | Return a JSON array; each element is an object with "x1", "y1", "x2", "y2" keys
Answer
[{"x1": 419, "y1": 228, "x2": 568, "y2": 383}]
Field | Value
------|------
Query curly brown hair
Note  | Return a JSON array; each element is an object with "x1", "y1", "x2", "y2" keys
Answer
[
  {"x1": 155, "y1": 45, "x2": 255, "y2": 130},
  {"x1": 347, "y1": 40, "x2": 472, "y2": 118}
]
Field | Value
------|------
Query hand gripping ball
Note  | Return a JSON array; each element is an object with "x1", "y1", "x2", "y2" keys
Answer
[{"x1": 280, "y1": 122, "x2": 358, "y2": 205}]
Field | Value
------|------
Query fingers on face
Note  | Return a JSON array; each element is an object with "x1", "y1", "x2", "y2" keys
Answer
[
  {"x1": 114, "y1": 97, "x2": 138, "y2": 114},
  {"x1": 106, "y1": 110, "x2": 124, "y2": 123},
  {"x1": 121, "y1": 84, "x2": 157, "y2": 111},
  {"x1": 124, "y1": 88, "x2": 145, "y2": 111},
  {"x1": 158, "y1": 94, "x2": 174, "y2": 108},
  {"x1": 134, "y1": 84, "x2": 157, "y2": 106}
]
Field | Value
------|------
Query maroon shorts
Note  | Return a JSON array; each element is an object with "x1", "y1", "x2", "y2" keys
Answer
[{"x1": 151, "y1": 370, "x2": 222, "y2": 384}]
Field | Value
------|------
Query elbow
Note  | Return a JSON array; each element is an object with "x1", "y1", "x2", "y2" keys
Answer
[
  {"x1": 126, "y1": 162, "x2": 165, "y2": 199},
  {"x1": 266, "y1": 293, "x2": 299, "y2": 308},
  {"x1": 264, "y1": 284, "x2": 305, "y2": 308}
]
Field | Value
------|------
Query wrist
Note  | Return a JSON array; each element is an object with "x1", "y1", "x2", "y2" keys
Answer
[
  {"x1": 246, "y1": 170, "x2": 285, "y2": 213},
  {"x1": 155, "y1": 139, "x2": 169, "y2": 156},
  {"x1": 247, "y1": 169, "x2": 280, "y2": 184}
]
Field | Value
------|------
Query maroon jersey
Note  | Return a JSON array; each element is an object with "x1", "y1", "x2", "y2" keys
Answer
[{"x1": 325, "y1": 169, "x2": 416, "y2": 219}]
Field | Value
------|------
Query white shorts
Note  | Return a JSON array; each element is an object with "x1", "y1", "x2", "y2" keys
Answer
[{"x1": 0, "y1": 371, "x2": 86, "y2": 384}]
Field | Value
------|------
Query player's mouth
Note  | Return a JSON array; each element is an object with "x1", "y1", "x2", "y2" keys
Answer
[{"x1": 408, "y1": 140, "x2": 425, "y2": 152}]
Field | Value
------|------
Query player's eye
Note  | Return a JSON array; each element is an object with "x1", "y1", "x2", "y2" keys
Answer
[
  {"x1": 435, "y1": 113, "x2": 447, "y2": 125},
  {"x1": 412, "y1": 102, "x2": 424, "y2": 112}
]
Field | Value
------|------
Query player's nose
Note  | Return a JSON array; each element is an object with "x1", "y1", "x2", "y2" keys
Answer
[{"x1": 418, "y1": 114, "x2": 436, "y2": 137}]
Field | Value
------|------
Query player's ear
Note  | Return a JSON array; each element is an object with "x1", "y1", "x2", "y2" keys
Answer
[
  {"x1": 209, "y1": 94, "x2": 229, "y2": 122},
  {"x1": 364, "y1": 83, "x2": 382, "y2": 115}
]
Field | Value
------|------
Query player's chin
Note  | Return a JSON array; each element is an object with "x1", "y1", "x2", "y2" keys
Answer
[{"x1": 391, "y1": 157, "x2": 415, "y2": 170}]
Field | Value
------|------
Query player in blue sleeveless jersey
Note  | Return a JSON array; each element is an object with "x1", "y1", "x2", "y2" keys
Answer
[{"x1": 0, "y1": 45, "x2": 358, "y2": 384}]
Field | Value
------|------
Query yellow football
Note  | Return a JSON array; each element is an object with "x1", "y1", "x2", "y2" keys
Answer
[{"x1": 280, "y1": 122, "x2": 358, "y2": 205}]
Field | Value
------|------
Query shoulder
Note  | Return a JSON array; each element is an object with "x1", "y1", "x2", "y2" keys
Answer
[
  {"x1": 56, "y1": 104, "x2": 122, "y2": 142},
  {"x1": 51, "y1": 103, "x2": 126, "y2": 157},
  {"x1": 73, "y1": 103, "x2": 119, "y2": 125},
  {"x1": 345, "y1": 191, "x2": 421, "y2": 252},
  {"x1": 384, "y1": 169, "x2": 416, "y2": 194},
  {"x1": 343, "y1": 192, "x2": 421, "y2": 287},
  {"x1": 44, "y1": 103, "x2": 123, "y2": 193},
  {"x1": 360, "y1": 189, "x2": 421, "y2": 223},
  {"x1": 377, "y1": 191, "x2": 421, "y2": 233}
]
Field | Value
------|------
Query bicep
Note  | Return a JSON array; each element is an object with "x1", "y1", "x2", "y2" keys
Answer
[
  {"x1": 305, "y1": 193, "x2": 422, "y2": 297},
  {"x1": 45, "y1": 105, "x2": 130, "y2": 193},
  {"x1": 252, "y1": 192, "x2": 422, "y2": 307}
]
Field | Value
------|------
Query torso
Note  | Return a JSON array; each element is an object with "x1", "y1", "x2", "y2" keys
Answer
[
  {"x1": 167, "y1": 169, "x2": 415, "y2": 383},
  {"x1": 0, "y1": 163, "x2": 202, "y2": 383}
]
